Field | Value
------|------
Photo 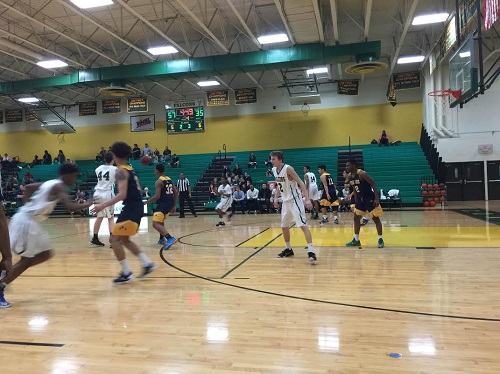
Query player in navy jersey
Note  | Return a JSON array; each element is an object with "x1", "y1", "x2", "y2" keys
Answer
[
  {"x1": 318, "y1": 165, "x2": 340, "y2": 224},
  {"x1": 92, "y1": 142, "x2": 157, "y2": 284},
  {"x1": 145, "y1": 164, "x2": 178, "y2": 251},
  {"x1": 345, "y1": 159, "x2": 384, "y2": 248}
]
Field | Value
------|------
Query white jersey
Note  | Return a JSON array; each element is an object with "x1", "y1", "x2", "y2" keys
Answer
[
  {"x1": 304, "y1": 172, "x2": 318, "y2": 188},
  {"x1": 94, "y1": 164, "x2": 116, "y2": 193},
  {"x1": 218, "y1": 184, "x2": 233, "y2": 203},
  {"x1": 17, "y1": 179, "x2": 61, "y2": 222},
  {"x1": 272, "y1": 164, "x2": 301, "y2": 202}
]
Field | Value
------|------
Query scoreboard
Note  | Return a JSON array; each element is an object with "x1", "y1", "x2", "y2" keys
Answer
[{"x1": 166, "y1": 106, "x2": 205, "y2": 133}]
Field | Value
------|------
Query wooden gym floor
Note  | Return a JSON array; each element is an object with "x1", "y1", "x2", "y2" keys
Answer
[{"x1": 2, "y1": 201, "x2": 500, "y2": 373}]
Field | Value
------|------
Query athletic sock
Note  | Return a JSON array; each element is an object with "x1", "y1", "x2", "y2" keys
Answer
[
  {"x1": 354, "y1": 234, "x2": 360, "y2": 241},
  {"x1": 323, "y1": 215, "x2": 328, "y2": 220},
  {"x1": 378, "y1": 235, "x2": 383, "y2": 240},
  {"x1": 307, "y1": 243, "x2": 315, "y2": 253},
  {"x1": 165, "y1": 233, "x2": 172, "y2": 239},
  {"x1": 93, "y1": 234, "x2": 98, "y2": 239},
  {"x1": 120, "y1": 259, "x2": 131, "y2": 274},
  {"x1": 334, "y1": 215, "x2": 338, "y2": 220},
  {"x1": 285, "y1": 241, "x2": 292, "y2": 249},
  {"x1": 138, "y1": 252, "x2": 151, "y2": 266},
  {"x1": 159, "y1": 235, "x2": 164, "y2": 240}
]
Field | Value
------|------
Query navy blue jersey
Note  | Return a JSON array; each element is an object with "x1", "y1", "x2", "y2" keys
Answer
[
  {"x1": 119, "y1": 165, "x2": 142, "y2": 205},
  {"x1": 348, "y1": 169, "x2": 374, "y2": 198},
  {"x1": 157, "y1": 176, "x2": 175, "y2": 205}
]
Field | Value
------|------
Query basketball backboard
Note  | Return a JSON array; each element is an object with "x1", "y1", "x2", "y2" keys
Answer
[
  {"x1": 41, "y1": 122, "x2": 76, "y2": 134},
  {"x1": 449, "y1": 34, "x2": 479, "y2": 107}
]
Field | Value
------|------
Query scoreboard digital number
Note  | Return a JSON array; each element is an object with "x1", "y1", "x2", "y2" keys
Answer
[{"x1": 166, "y1": 106, "x2": 205, "y2": 133}]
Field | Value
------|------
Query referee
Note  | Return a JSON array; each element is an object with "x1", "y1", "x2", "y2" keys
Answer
[{"x1": 177, "y1": 172, "x2": 197, "y2": 218}]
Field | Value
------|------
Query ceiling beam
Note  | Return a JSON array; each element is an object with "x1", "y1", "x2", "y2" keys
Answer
[
  {"x1": 0, "y1": 63, "x2": 30, "y2": 77},
  {"x1": 273, "y1": 0, "x2": 295, "y2": 44},
  {"x1": 390, "y1": 0, "x2": 419, "y2": 73},
  {"x1": 246, "y1": 72, "x2": 264, "y2": 91},
  {"x1": 0, "y1": 0, "x2": 119, "y2": 65},
  {"x1": 224, "y1": 0, "x2": 261, "y2": 49},
  {"x1": 53, "y1": 0, "x2": 155, "y2": 62},
  {"x1": 174, "y1": 0, "x2": 229, "y2": 53},
  {"x1": 328, "y1": 0, "x2": 340, "y2": 44},
  {"x1": 312, "y1": 0, "x2": 324, "y2": 42},
  {"x1": 364, "y1": 0, "x2": 372, "y2": 41},
  {"x1": 114, "y1": 0, "x2": 191, "y2": 57}
]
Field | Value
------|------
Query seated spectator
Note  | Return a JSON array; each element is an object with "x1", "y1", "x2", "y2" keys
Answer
[
  {"x1": 239, "y1": 177, "x2": 247, "y2": 193},
  {"x1": 170, "y1": 154, "x2": 180, "y2": 168},
  {"x1": 232, "y1": 186, "x2": 246, "y2": 213},
  {"x1": 75, "y1": 189, "x2": 87, "y2": 204},
  {"x1": 132, "y1": 144, "x2": 141, "y2": 159},
  {"x1": 153, "y1": 148, "x2": 160, "y2": 163},
  {"x1": 162, "y1": 146, "x2": 172, "y2": 162},
  {"x1": 43, "y1": 150, "x2": 52, "y2": 164},
  {"x1": 225, "y1": 172, "x2": 232, "y2": 185},
  {"x1": 232, "y1": 163, "x2": 242, "y2": 176},
  {"x1": 22, "y1": 168, "x2": 34, "y2": 185},
  {"x1": 244, "y1": 172, "x2": 252, "y2": 185},
  {"x1": 264, "y1": 157, "x2": 272, "y2": 170},
  {"x1": 379, "y1": 130, "x2": 389, "y2": 146},
  {"x1": 248, "y1": 152, "x2": 257, "y2": 169},
  {"x1": 30, "y1": 155, "x2": 42, "y2": 167},
  {"x1": 143, "y1": 187, "x2": 150, "y2": 198},
  {"x1": 1, "y1": 153, "x2": 10, "y2": 170},
  {"x1": 258, "y1": 183, "x2": 271, "y2": 213},
  {"x1": 15, "y1": 184, "x2": 25, "y2": 206},
  {"x1": 232, "y1": 175, "x2": 239, "y2": 188},
  {"x1": 56, "y1": 150, "x2": 66, "y2": 163},
  {"x1": 66, "y1": 158, "x2": 76, "y2": 165},
  {"x1": 222, "y1": 165, "x2": 230, "y2": 178},
  {"x1": 142, "y1": 143, "x2": 153, "y2": 157},
  {"x1": 209, "y1": 178, "x2": 218, "y2": 202},
  {"x1": 95, "y1": 147, "x2": 106, "y2": 162},
  {"x1": 3, "y1": 153, "x2": 10, "y2": 162},
  {"x1": 246, "y1": 184, "x2": 259, "y2": 213}
]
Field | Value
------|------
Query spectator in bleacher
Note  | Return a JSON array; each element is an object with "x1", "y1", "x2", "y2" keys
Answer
[
  {"x1": 244, "y1": 172, "x2": 252, "y2": 185},
  {"x1": 3, "y1": 153, "x2": 9, "y2": 162},
  {"x1": 379, "y1": 130, "x2": 389, "y2": 146},
  {"x1": 246, "y1": 184, "x2": 259, "y2": 213},
  {"x1": 66, "y1": 158, "x2": 76, "y2": 165},
  {"x1": 153, "y1": 148, "x2": 160, "y2": 163},
  {"x1": 15, "y1": 184, "x2": 25, "y2": 206},
  {"x1": 56, "y1": 150, "x2": 66, "y2": 164},
  {"x1": 232, "y1": 175, "x2": 239, "y2": 189},
  {"x1": 225, "y1": 172, "x2": 232, "y2": 185},
  {"x1": 5, "y1": 177, "x2": 17, "y2": 194},
  {"x1": 1, "y1": 153, "x2": 10, "y2": 170},
  {"x1": 30, "y1": 155, "x2": 41, "y2": 167},
  {"x1": 75, "y1": 189, "x2": 87, "y2": 204},
  {"x1": 209, "y1": 178, "x2": 218, "y2": 202},
  {"x1": 221, "y1": 164, "x2": 229, "y2": 178},
  {"x1": 95, "y1": 147, "x2": 106, "y2": 162},
  {"x1": 232, "y1": 163, "x2": 242, "y2": 176},
  {"x1": 248, "y1": 152, "x2": 257, "y2": 169},
  {"x1": 238, "y1": 177, "x2": 247, "y2": 193},
  {"x1": 264, "y1": 156, "x2": 272, "y2": 170},
  {"x1": 162, "y1": 146, "x2": 172, "y2": 162},
  {"x1": 142, "y1": 143, "x2": 153, "y2": 157},
  {"x1": 22, "y1": 168, "x2": 34, "y2": 185},
  {"x1": 170, "y1": 154, "x2": 180, "y2": 168},
  {"x1": 132, "y1": 144, "x2": 141, "y2": 160},
  {"x1": 258, "y1": 183, "x2": 271, "y2": 213},
  {"x1": 143, "y1": 187, "x2": 150, "y2": 198},
  {"x1": 43, "y1": 150, "x2": 52, "y2": 165},
  {"x1": 232, "y1": 186, "x2": 246, "y2": 214}
]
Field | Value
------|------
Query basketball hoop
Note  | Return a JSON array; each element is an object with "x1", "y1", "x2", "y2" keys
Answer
[
  {"x1": 301, "y1": 103, "x2": 310, "y2": 117},
  {"x1": 428, "y1": 90, "x2": 461, "y2": 116},
  {"x1": 57, "y1": 131, "x2": 65, "y2": 144}
]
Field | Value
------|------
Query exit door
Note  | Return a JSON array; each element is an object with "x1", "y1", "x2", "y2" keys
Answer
[
  {"x1": 445, "y1": 162, "x2": 485, "y2": 201},
  {"x1": 487, "y1": 161, "x2": 500, "y2": 200}
]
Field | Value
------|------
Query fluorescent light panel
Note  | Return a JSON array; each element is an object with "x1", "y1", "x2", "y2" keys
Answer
[
  {"x1": 37, "y1": 59, "x2": 68, "y2": 69},
  {"x1": 412, "y1": 13, "x2": 449, "y2": 25},
  {"x1": 147, "y1": 46, "x2": 178, "y2": 55},
  {"x1": 17, "y1": 97, "x2": 40, "y2": 103},
  {"x1": 257, "y1": 33, "x2": 289, "y2": 44},
  {"x1": 197, "y1": 80, "x2": 220, "y2": 87},
  {"x1": 459, "y1": 51, "x2": 471, "y2": 58},
  {"x1": 307, "y1": 67, "x2": 328, "y2": 75},
  {"x1": 397, "y1": 55, "x2": 425, "y2": 64},
  {"x1": 69, "y1": 0, "x2": 113, "y2": 9}
]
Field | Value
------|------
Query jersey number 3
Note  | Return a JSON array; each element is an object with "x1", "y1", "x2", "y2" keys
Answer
[{"x1": 98, "y1": 171, "x2": 110, "y2": 181}]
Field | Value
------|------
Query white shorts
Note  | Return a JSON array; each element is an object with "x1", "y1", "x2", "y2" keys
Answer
[
  {"x1": 216, "y1": 198, "x2": 233, "y2": 213},
  {"x1": 9, "y1": 212, "x2": 50, "y2": 258},
  {"x1": 281, "y1": 199, "x2": 307, "y2": 228},
  {"x1": 308, "y1": 186, "x2": 320, "y2": 201},
  {"x1": 94, "y1": 191, "x2": 115, "y2": 218}
]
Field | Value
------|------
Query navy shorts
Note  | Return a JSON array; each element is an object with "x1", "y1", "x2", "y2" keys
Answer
[
  {"x1": 116, "y1": 202, "x2": 143, "y2": 225},
  {"x1": 354, "y1": 193, "x2": 377, "y2": 212},
  {"x1": 154, "y1": 202, "x2": 175, "y2": 215}
]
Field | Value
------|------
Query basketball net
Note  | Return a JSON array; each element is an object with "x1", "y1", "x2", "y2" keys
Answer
[
  {"x1": 57, "y1": 132, "x2": 65, "y2": 144},
  {"x1": 428, "y1": 90, "x2": 461, "y2": 117},
  {"x1": 301, "y1": 103, "x2": 310, "y2": 117}
]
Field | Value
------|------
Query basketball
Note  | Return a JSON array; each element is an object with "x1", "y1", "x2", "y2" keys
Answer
[
  {"x1": 421, "y1": 183, "x2": 427, "y2": 189},
  {"x1": 441, "y1": 190, "x2": 446, "y2": 195},
  {"x1": 422, "y1": 190, "x2": 428, "y2": 195},
  {"x1": 424, "y1": 201, "x2": 430, "y2": 207},
  {"x1": 140, "y1": 156, "x2": 151, "y2": 165},
  {"x1": 440, "y1": 196, "x2": 446, "y2": 202},
  {"x1": 428, "y1": 197, "x2": 433, "y2": 202},
  {"x1": 430, "y1": 201, "x2": 436, "y2": 207},
  {"x1": 439, "y1": 183, "x2": 445, "y2": 188},
  {"x1": 433, "y1": 184, "x2": 439, "y2": 189},
  {"x1": 427, "y1": 190, "x2": 434, "y2": 196},
  {"x1": 434, "y1": 197, "x2": 439, "y2": 202}
]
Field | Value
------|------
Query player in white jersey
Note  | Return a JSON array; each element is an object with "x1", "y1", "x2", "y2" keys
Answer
[
  {"x1": 90, "y1": 152, "x2": 117, "y2": 246},
  {"x1": 0, "y1": 164, "x2": 94, "y2": 307},
  {"x1": 215, "y1": 176, "x2": 234, "y2": 227},
  {"x1": 271, "y1": 151, "x2": 316, "y2": 264},
  {"x1": 303, "y1": 165, "x2": 320, "y2": 220}
]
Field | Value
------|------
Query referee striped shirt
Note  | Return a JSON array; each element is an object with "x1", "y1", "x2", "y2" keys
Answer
[{"x1": 177, "y1": 178, "x2": 190, "y2": 192}]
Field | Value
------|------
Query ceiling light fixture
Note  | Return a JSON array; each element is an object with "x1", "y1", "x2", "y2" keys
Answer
[
  {"x1": 36, "y1": 59, "x2": 68, "y2": 69},
  {"x1": 306, "y1": 67, "x2": 328, "y2": 76},
  {"x1": 69, "y1": 0, "x2": 114, "y2": 9},
  {"x1": 17, "y1": 97, "x2": 40, "y2": 103},
  {"x1": 257, "y1": 33, "x2": 289, "y2": 44},
  {"x1": 197, "y1": 80, "x2": 220, "y2": 87},
  {"x1": 397, "y1": 55, "x2": 425, "y2": 64},
  {"x1": 147, "y1": 46, "x2": 178, "y2": 55},
  {"x1": 412, "y1": 13, "x2": 449, "y2": 25}
]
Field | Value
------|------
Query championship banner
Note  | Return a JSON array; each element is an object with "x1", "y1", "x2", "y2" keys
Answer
[
  {"x1": 337, "y1": 80, "x2": 359, "y2": 95},
  {"x1": 386, "y1": 77, "x2": 397, "y2": 107},
  {"x1": 206, "y1": 90, "x2": 229, "y2": 106},
  {"x1": 393, "y1": 71, "x2": 421, "y2": 90},
  {"x1": 130, "y1": 114, "x2": 155, "y2": 132},
  {"x1": 79, "y1": 101, "x2": 97, "y2": 116},
  {"x1": 235, "y1": 88, "x2": 257, "y2": 104},
  {"x1": 484, "y1": 0, "x2": 499, "y2": 30}
]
